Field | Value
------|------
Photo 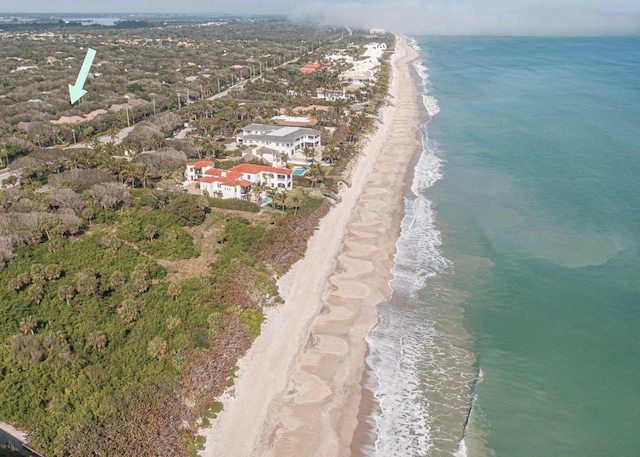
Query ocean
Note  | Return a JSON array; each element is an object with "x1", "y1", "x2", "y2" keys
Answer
[{"x1": 364, "y1": 36, "x2": 640, "y2": 457}]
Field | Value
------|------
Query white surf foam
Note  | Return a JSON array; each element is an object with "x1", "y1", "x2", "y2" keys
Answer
[{"x1": 364, "y1": 38, "x2": 478, "y2": 457}]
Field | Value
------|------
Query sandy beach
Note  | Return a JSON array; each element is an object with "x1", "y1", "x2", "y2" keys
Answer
[{"x1": 201, "y1": 35, "x2": 420, "y2": 456}]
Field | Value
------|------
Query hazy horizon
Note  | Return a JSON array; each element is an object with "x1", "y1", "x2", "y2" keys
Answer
[{"x1": 1, "y1": 0, "x2": 639, "y2": 36}]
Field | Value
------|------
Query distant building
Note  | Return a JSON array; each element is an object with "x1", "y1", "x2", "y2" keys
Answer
[
  {"x1": 316, "y1": 87, "x2": 357, "y2": 102},
  {"x1": 300, "y1": 62, "x2": 321, "y2": 74},
  {"x1": 236, "y1": 124, "x2": 321, "y2": 156},
  {"x1": 270, "y1": 115, "x2": 316, "y2": 127}
]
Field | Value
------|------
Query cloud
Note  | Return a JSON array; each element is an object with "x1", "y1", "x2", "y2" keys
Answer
[{"x1": 290, "y1": 0, "x2": 640, "y2": 36}]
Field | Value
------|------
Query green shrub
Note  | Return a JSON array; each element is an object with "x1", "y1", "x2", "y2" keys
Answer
[
  {"x1": 165, "y1": 194, "x2": 208, "y2": 226},
  {"x1": 239, "y1": 309, "x2": 264, "y2": 339},
  {"x1": 205, "y1": 197, "x2": 260, "y2": 213}
]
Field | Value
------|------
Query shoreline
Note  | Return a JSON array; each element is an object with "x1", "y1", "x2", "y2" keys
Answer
[
  {"x1": 352, "y1": 54, "x2": 431, "y2": 456},
  {"x1": 200, "y1": 35, "x2": 421, "y2": 457}
]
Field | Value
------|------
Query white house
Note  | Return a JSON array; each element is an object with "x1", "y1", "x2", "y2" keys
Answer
[
  {"x1": 195, "y1": 163, "x2": 293, "y2": 200},
  {"x1": 232, "y1": 163, "x2": 293, "y2": 190},
  {"x1": 316, "y1": 87, "x2": 357, "y2": 102},
  {"x1": 236, "y1": 124, "x2": 321, "y2": 157},
  {"x1": 247, "y1": 146, "x2": 287, "y2": 168},
  {"x1": 185, "y1": 160, "x2": 215, "y2": 182},
  {"x1": 198, "y1": 168, "x2": 253, "y2": 200}
]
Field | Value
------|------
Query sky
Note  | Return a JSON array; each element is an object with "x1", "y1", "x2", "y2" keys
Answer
[{"x1": 1, "y1": 0, "x2": 639, "y2": 35}]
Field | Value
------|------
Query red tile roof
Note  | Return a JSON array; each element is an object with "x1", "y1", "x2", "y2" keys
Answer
[
  {"x1": 199, "y1": 168, "x2": 252, "y2": 188},
  {"x1": 187, "y1": 160, "x2": 215, "y2": 168},
  {"x1": 203, "y1": 168, "x2": 242, "y2": 178},
  {"x1": 231, "y1": 163, "x2": 292, "y2": 175}
]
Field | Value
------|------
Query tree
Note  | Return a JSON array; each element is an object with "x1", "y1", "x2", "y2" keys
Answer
[
  {"x1": 88, "y1": 182, "x2": 132, "y2": 209},
  {"x1": 82, "y1": 207, "x2": 96, "y2": 226},
  {"x1": 276, "y1": 190, "x2": 288, "y2": 212},
  {"x1": 130, "y1": 264, "x2": 149, "y2": 283},
  {"x1": 117, "y1": 299, "x2": 139, "y2": 323},
  {"x1": 288, "y1": 192, "x2": 302, "y2": 216},
  {"x1": 7, "y1": 276, "x2": 23, "y2": 291},
  {"x1": 252, "y1": 180, "x2": 265, "y2": 203},
  {"x1": 166, "y1": 194, "x2": 207, "y2": 227},
  {"x1": 44, "y1": 264, "x2": 61, "y2": 280},
  {"x1": 109, "y1": 271, "x2": 126, "y2": 288},
  {"x1": 75, "y1": 269, "x2": 99, "y2": 297},
  {"x1": 323, "y1": 145, "x2": 339, "y2": 164},
  {"x1": 57, "y1": 284, "x2": 75, "y2": 305},
  {"x1": 86, "y1": 331, "x2": 108, "y2": 352},
  {"x1": 143, "y1": 224, "x2": 158, "y2": 241},
  {"x1": 167, "y1": 283, "x2": 182, "y2": 300},
  {"x1": 147, "y1": 336, "x2": 167, "y2": 359},
  {"x1": 19, "y1": 315, "x2": 38, "y2": 335},
  {"x1": 107, "y1": 125, "x2": 120, "y2": 143},
  {"x1": 266, "y1": 187, "x2": 278, "y2": 210},
  {"x1": 165, "y1": 315, "x2": 182, "y2": 329},
  {"x1": 303, "y1": 145, "x2": 316, "y2": 164},
  {"x1": 30, "y1": 264, "x2": 47, "y2": 285},
  {"x1": 307, "y1": 162, "x2": 326, "y2": 188},
  {"x1": 27, "y1": 284, "x2": 45, "y2": 305}
]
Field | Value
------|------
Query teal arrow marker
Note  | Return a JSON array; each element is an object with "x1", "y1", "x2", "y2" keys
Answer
[{"x1": 68, "y1": 48, "x2": 97, "y2": 104}]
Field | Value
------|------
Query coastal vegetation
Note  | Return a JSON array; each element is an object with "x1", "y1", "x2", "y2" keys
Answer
[{"x1": 0, "y1": 15, "x2": 392, "y2": 456}]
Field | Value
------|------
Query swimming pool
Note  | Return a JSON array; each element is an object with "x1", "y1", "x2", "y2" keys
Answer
[{"x1": 292, "y1": 168, "x2": 307, "y2": 176}]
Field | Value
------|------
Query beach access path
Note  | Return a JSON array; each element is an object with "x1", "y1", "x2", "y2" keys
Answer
[{"x1": 200, "y1": 35, "x2": 420, "y2": 457}]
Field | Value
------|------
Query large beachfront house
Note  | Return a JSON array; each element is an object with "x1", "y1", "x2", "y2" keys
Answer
[
  {"x1": 186, "y1": 161, "x2": 293, "y2": 200},
  {"x1": 236, "y1": 124, "x2": 321, "y2": 157}
]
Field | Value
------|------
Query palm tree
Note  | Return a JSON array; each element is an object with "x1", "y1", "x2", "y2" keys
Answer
[
  {"x1": 252, "y1": 180, "x2": 265, "y2": 203},
  {"x1": 266, "y1": 187, "x2": 278, "y2": 210},
  {"x1": 86, "y1": 331, "x2": 108, "y2": 352},
  {"x1": 166, "y1": 315, "x2": 182, "y2": 329},
  {"x1": 167, "y1": 283, "x2": 182, "y2": 300},
  {"x1": 44, "y1": 264, "x2": 61, "y2": 281},
  {"x1": 107, "y1": 125, "x2": 120, "y2": 143},
  {"x1": 276, "y1": 190, "x2": 288, "y2": 212},
  {"x1": 323, "y1": 145, "x2": 339, "y2": 164},
  {"x1": 102, "y1": 141, "x2": 117, "y2": 156},
  {"x1": 27, "y1": 284, "x2": 45, "y2": 305},
  {"x1": 32, "y1": 133, "x2": 46, "y2": 149},
  {"x1": 7, "y1": 277, "x2": 23, "y2": 292},
  {"x1": 117, "y1": 299, "x2": 139, "y2": 323},
  {"x1": 109, "y1": 271, "x2": 126, "y2": 288},
  {"x1": 143, "y1": 224, "x2": 158, "y2": 241},
  {"x1": 0, "y1": 141, "x2": 9, "y2": 166},
  {"x1": 303, "y1": 146, "x2": 316, "y2": 164},
  {"x1": 19, "y1": 315, "x2": 38, "y2": 335},
  {"x1": 57, "y1": 285, "x2": 75, "y2": 305},
  {"x1": 109, "y1": 158, "x2": 127, "y2": 184},
  {"x1": 307, "y1": 162, "x2": 326, "y2": 188},
  {"x1": 147, "y1": 336, "x2": 167, "y2": 360},
  {"x1": 289, "y1": 192, "x2": 303, "y2": 215},
  {"x1": 137, "y1": 164, "x2": 151, "y2": 188},
  {"x1": 193, "y1": 137, "x2": 208, "y2": 160}
]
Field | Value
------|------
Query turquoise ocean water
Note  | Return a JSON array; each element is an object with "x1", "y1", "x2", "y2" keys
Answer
[{"x1": 364, "y1": 37, "x2": 640, "y2": 456}]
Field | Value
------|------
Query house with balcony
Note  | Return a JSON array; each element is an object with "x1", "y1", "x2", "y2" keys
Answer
[
  {"x1": 192, "y1": 162, "x2": 293, "y2": 200},
  {"x1": 198, "y1": 168, "x2": 253, "y2": 200},
  {"x1": 236, "y1": 124, "x2": 321, "y2": 157},
  {"x1": 185, "y1": 160, "x2": 215, "y2": 182},
  {"x1": 232, "y1": 163, "x2": 293, "y2": 190}
]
